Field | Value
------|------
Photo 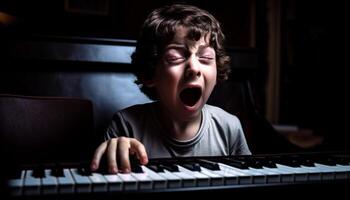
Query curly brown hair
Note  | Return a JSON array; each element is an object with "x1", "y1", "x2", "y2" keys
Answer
[{"x1": 132, "y1": 4, "x2": 231, "y2": 100}]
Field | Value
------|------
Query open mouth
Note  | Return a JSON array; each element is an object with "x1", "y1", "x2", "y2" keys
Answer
[{"x1": 179, "y1": 87, "x2": 202, "y2": 107}]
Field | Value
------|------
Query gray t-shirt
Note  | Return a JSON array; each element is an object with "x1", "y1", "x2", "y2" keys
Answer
[{"x1": 105, "y1": 102, "x2": 251, "y2": 158}]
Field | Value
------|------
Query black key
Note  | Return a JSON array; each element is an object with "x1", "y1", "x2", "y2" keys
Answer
[
  {"x1": 147, "y1": 165, "x2": 164, "y2": 173},
  {"x1": 147, "y1": 165, "x2": 164, "y2": 172},
  {"x1": 196, "y1": 159, "x2": 220, "y2": 171},
  {"x1": 333, "y1": 154, "x2": 350, "y2": 165},
  {"x1": 222, "y1": 158, "x2": 249, "y2": 169},
  {"x1": 131, "y1": 164, "x2": 143, "y2": 173},
  {"x1": 32, "y1": 165, "x2": 45, "y2": 178},
  {"x1": 314, "y1": 157, "x2": 337, "y2": 166},
  {"x1": 78, "y1": 163, "x2": 92, "y2": 176},
  {"x1": 299, "y1": 158, "x2": 315, "y2": 167},
  {"x1": 181, "y1": 162, "x2": 201, "y2": 172},
  {"x1": 258, "y1": 158, "x2": 277, "y2": 168},
  {"x1": 51, "y1": 164, "x2": 64, "y2": 177},
  {"x1": 276, "y1": 157, "x2": 300, "y2": 167},
  {"x1": 158, "y1": 164, "x2": 179, "y2": 172},
  {"x1": 130, "y1": 155, "x2": 144, "y2": 173}
]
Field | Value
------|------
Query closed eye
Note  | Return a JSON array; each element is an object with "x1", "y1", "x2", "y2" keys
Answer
[
  {"x1": 199, "y1": 56, "x2": 214, "y2": 64},
  {"x1": 166, "y1": 56, "x2": 186, "y2": 64}
]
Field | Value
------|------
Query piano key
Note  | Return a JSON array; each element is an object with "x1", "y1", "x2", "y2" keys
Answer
[
  {"x1": 89, "y1": 172, "x2": 108, "y2": 192},
  {"x1": 69, "y1": 168, "x2": 92, "y2": 193},
  {"x1": 218, "y1": 162, "x2": 266, "y2": 184},
  {"x1": 23, "y1": 169, "x2": 41, "y2": 196},
  {"x1": 156, "y1": 170, "x2": 182, "y2": 188},
  {"x1": 32, "y1": 165, "x2": 46, "y2": 178},
  {"x1": 261, "y1": 166, "x2": 294, "y2": 183},
  {"x1": 197, "y1": 163, "x2": 241, "y2": 185},
  {"x1": 103, "y1": 174, "x2": 123, "y2": 192},
  {"x1": 335, "y1": 164, "x2": 350, "y2": 179},
  {"x1": 197, "y1": 166, "x2": 225, "y2": 186},
  {"x1": 177, "y1": 165, "x2": 211, "y2": 186},
  {"x1": 41, "y1": 169, "x2": 58, "y2": 195},
  {"x1": 314, "y1": 163, "x2": 349, "y2": 180},
  {"x1": 275, "y1": 164, "x2": 309, "y2": 182},
  {"x1": 181, "y1": 162, "x2": 202, "y2": 172},
  {"x1": 218, "y1": 163, "x2": 253, "y2": 184},
  {"x1": 170, "y1": 169, "x2": 197, "y2": 187},
  {"x1": 159, "y1": 163, "x2": 179, "y2": 172},
  {"x1": 7, "y1": 169, "x2": 25, "y2": 196},
  {"x1": 141, "y1": 166, "x2": 167, "y2": 189},
  {"x1": 130, "y1": 171, "x2": 153, "y2": 190},
  {"x1": 117, "y1": 173, "x2": 138, "y2": 191},
  {"x1": 196, "y1": 159, "x2": 221, "y2": 170},
  {"x1": 57, "y1": 169, "x2": 75, "y2": 194},
  {"x1": 221, "y1": 158, "x2": 249, "y2": 169},
  {"x1": 51, "y1": 165, "x2": 64, "y2": 177},
  {"x1": 247, "y1": 167, "x2": 281, "y2": 183}
]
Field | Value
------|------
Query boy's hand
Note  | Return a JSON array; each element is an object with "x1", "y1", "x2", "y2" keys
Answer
[{"x1": 90, "y1": 137, "x2": 148, "y2": 174}]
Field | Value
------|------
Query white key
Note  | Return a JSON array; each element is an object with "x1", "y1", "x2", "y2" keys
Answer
[
  {"x1": 69, "y1": 168, "x2": 91, "y2": 193},
  {"x1": 141, "y1": 166, "x2": 167, "y2": 189},
  {"x1": 118, "y1": 173, "x2": 138, "y2": 191},
  {"x1": 7, "y1": 170, "x2": 25, "y2": 196},
  {"x1": 57, "y1": 169, "x2": 75, "y2": 194},
  {"x1": 248, "y1": 167, "x2": 280, "y2": 183},
  {"x1": 41, "y1": 169, "x2": 58, "y2": 195},
  {"x1": 276, "y1": 164, "x2": 308, "y2": 182},
  {"x1": 334, "y1": 164, "x2": 350, "y2": 179},
  {"x1": 218, "y1": 163, "x2": 252, "y2": 184},
  {"x1": 171, "y1": 170, "x2": 196, "y2": 187},
  {"x1": 201, "y1": 165, "x2": 238, "y2": 185},
  {"x1": 262, "y1": 167, "x2": 293, "y2": 183},
  {"x1": 315, "y1": 163, "x2": 348, "y2": 180},
  {"x1": 89, "y1": 173, "x2": 108, "y2": 192},
  {"x1": 306, "y1": 164, "x2": 336, "y2": 180},
  {"x1": 23, "y1": 169, "x2": 41, "y2": 196},
  {"x1": 157, "y1": 170, "x2": 182, "y2": 188},
  {"x1": 238, "y1": 168, "x2": 265, "y2": 184},
  {"x1": 131, "y1": 172, "x2": 153, "y2": 190},
  {"x1": 177, "y1": 165, "x2": 210, "y2": 187},
  {"x1": 104, "y1": 174, "x2": 123, "y2": 192},
  {"x1": 198, "y1": 167, "x2": 224, "y2": 186},
  {"x1": 219, "y1": 164, "x2": 265, "y2": 184}
]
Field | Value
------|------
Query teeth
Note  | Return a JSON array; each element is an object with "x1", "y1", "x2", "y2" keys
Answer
[{"x1": 180, "y1": 88, "x2": 201, "y2": 106}]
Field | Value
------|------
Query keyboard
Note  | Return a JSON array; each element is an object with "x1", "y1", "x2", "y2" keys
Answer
[{"x1": 6, "y1": 152, "x2": 350, "y2": 198}]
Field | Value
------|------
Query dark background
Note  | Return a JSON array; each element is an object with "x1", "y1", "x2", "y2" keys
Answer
[{"x1": 1, "y1": 0, "x2": 349, "y2": 155}]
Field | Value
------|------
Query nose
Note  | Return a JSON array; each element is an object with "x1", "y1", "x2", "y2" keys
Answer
[{"x1": 185, "y1": 57, "x2": 201, "y2": 78}]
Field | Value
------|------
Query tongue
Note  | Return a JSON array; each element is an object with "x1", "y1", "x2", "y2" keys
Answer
[{"x1": 180, "y1": 88, "x2": 201, "y2": 106}]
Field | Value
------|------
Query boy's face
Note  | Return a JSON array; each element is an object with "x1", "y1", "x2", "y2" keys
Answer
[{"x1": 148, "y1": 26, "x2": 217, "y2": 121}]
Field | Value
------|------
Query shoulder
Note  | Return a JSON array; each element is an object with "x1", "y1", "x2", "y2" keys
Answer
[
  {"x1": 203, "y1": 104, "x2": 243, "y2": 135},
  {"x1": 204, "y1": 104, "x2": 240, "y2": 124},
  {"x1": 119, "y1": 102, "x2": 155, "y2": 115},
  {"x1": 113, "y1": 102, "x2": 155, "y2": 122}
]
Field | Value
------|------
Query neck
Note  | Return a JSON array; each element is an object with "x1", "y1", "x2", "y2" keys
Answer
[{"x1": 156, "y1": 104, "x2": 202, "y2": 141}]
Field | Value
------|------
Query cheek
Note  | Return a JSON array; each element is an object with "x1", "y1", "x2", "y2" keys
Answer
[
  {"x1": 154, "y1": 67, "x2": 181, "y2": 93},
  {"x1": 204, "y1": 65, "x2": 217, "y2": 83}
]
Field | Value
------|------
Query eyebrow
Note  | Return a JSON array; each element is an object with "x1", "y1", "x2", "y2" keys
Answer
[{"x1": 164, "y1": 43, "x2": 212, "y2": 51}]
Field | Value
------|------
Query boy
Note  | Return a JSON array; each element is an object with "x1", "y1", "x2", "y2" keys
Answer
[{"x1": 90, "y1": 4, "x2": 251, "y2": 174}]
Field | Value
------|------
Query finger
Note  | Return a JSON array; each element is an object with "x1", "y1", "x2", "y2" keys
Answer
[
  {"x1": 130, "y1": 138, "x2": 149, "y2": 165},
  {"x1": 90, "y1": 140, "x2": 108, "y2": 171},
  {"x1": 117, "y1": 137, "x2": 131, "y2": 173},
  {"x1": 106, "y1": 138, "x2": 118, "y2": 174}
]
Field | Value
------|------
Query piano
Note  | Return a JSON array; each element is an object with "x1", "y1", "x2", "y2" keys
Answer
[{"x1": 6, "y1": 152, "x2": 350, "y2": 199}]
